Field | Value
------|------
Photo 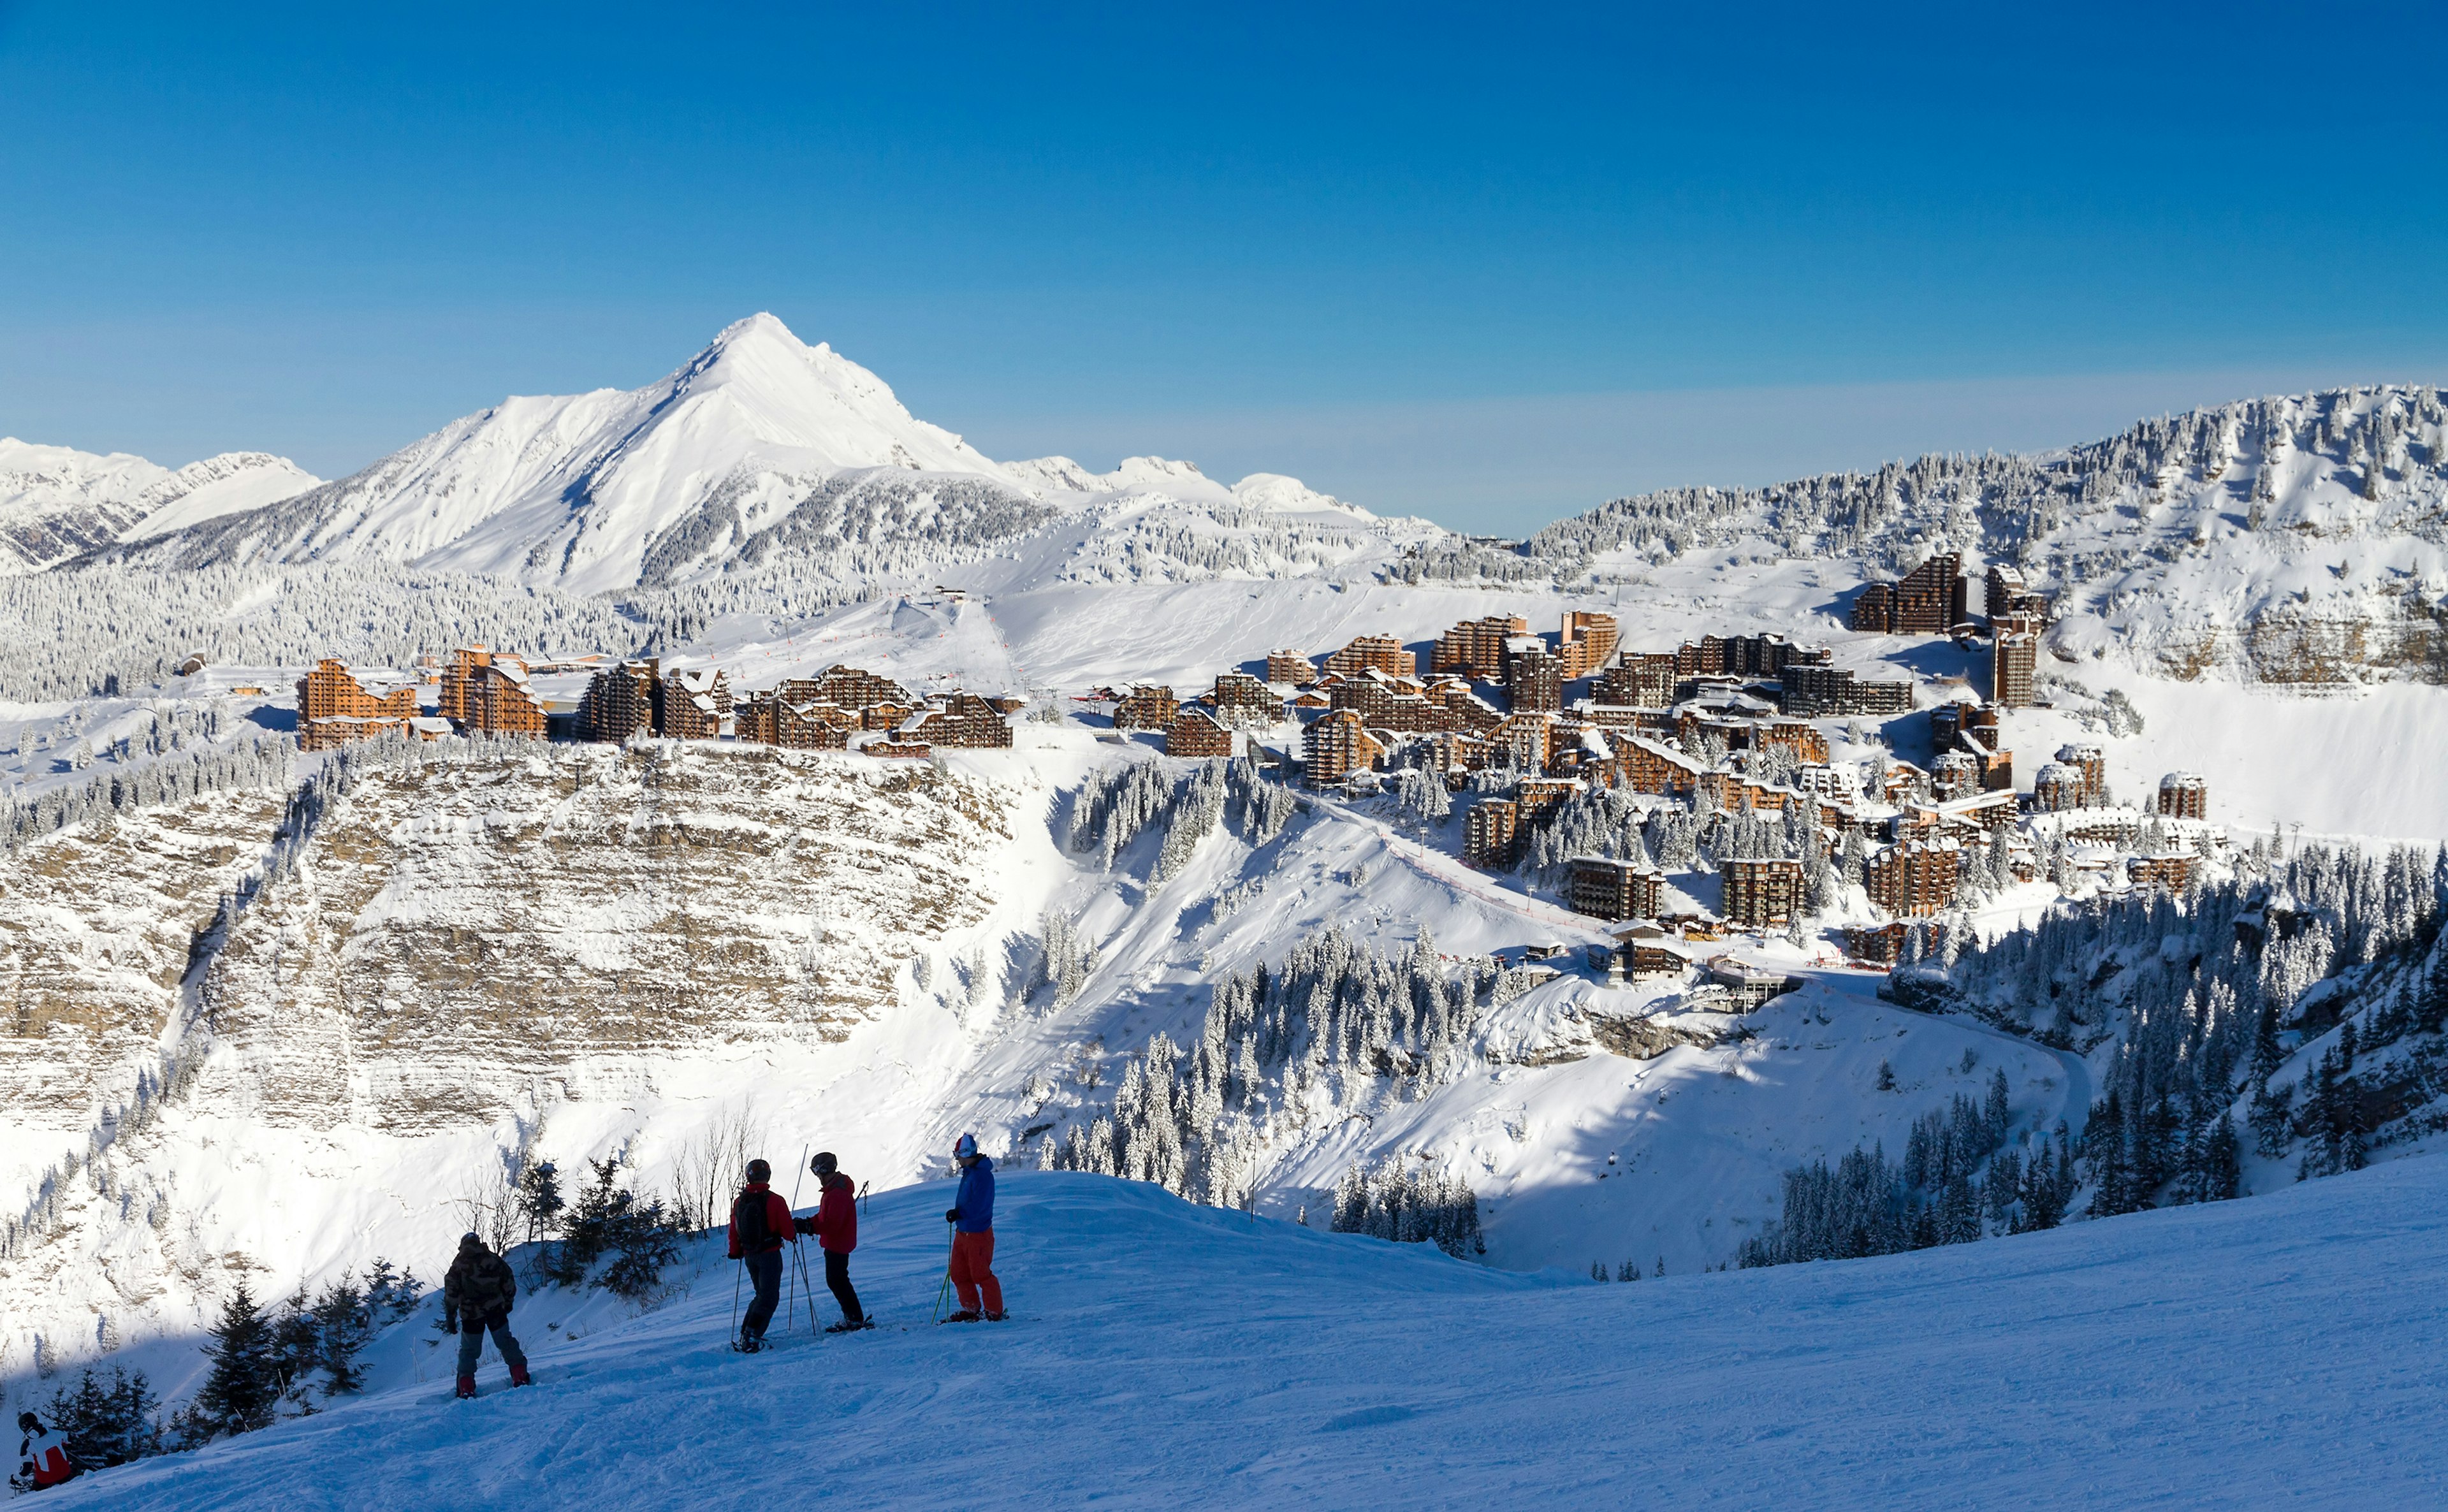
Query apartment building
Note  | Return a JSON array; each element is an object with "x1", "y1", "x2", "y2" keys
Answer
[
  {"x1": 296, "y1": 658, "x2": 421, "y2": 752},
  {"x1": 658, "y1": 667, "x2": 730, "y2": 741},
  {"x1": 1851, "y1": 553, "x2": 1967, "y2": 634},
  {"x1": 1322, "y1": 635, "x2": 1415, "y2": 678},
  {"x1": 1719, "y1": 856, "x2": 1805, "y2": 927},
  {"x1": 1991, "y1": 626, "x2": 2037, "y2": 708},
  {"x1": 1431, "y1": 615, "x2": 1527, "y2": 680},
  {"x1": 1568, "y1": 856, "x2": 1663, "y2": 922},
  {"x1": 1302, "y1": 709, "x2": 1385, "y2": 786},
  {"x1": 576, "y1": 659, "x2": 659, "y2": 743},
  {"x1": 903, "y1": 693, "x2": 1014, "y2": 749},
  {"x1": 1865, "y1": 838, "x2": 1961, "y2": 917},
  {"x1": 1778, "y1": 663, "x2": 1912, "y2": 717},
  {"x1": 1464, "y1": 798, "x2": 1520, "y2": 867},
  {"x1": 2056, "y1": 743, "x2": 2106, "y2": 804},
  {"x1": 2157, "y1": 771, "x2": 2208, "y2": 820},
  {"x1": 1596, "y1": 653, "x2": 1676, "y2": 709},
  {"x1": 1557, "y1": 611, "x2": 1619, "y2": 679},
  {"x1": 465, "y1": 660, "x2": 548, "y2": 738},
  {"x1": 1165, "y1": 708, "x2": 1235, "y2": 758},
  {"x1": 1206, "y1": 671, "x2": 1286, "y2": 725},
  {"x1": 1113, "y1": 685, "x2": 1179, "y2": 731},
  {"x1": 1504, "y1": 639, "x2": 1563, "y2": 713},
  {"x1": 1986, "y1": 563, "x2": 2050, "y2": 623},
  {"x1": 1265, "y1": 650, "x2": 1318, "y2": 687}
]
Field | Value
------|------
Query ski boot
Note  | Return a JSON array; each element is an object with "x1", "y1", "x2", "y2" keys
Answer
[
  {"x1": 942, "y1": 1309, "x2": 981, "y2": 1324},
  {"x1": 455, "y1": 1375, "x2": 477, "y2": 1400},
  {"x1": 509, "y1": 1362, "x2": 532, "y2": 1387}
]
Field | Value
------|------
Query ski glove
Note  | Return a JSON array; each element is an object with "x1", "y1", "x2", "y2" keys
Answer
[
  {"x1": 443, "y1": 1315, "x2": 459, "y2": 1335},
  {"x1": 945, "y1": 1208, "x2": 959, "y2": 1223}
]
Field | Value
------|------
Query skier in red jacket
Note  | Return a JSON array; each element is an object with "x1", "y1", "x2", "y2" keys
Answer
[
  {"x1": 727, "y1": 1158, "x2": 799, "y2": 1352},
  {"x1": 13, "y1": 1411, "x2": 75, "y2": 1492},
  {"x1": 794, "y1": 1151, "x2": 870, "y2": 1332}
]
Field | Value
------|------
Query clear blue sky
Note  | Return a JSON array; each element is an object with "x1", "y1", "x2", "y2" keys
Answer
[{"x1": 3, "y1": 2, "x2": 2443, "y2": 532}]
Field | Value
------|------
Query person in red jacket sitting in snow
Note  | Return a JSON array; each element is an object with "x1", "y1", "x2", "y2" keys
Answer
[
  {"x1": 727, "y1": 1158, "x2": 800, "y2": 1352},
  {"x1": 794, "y1": 1151, "x2": 869, "y2": 1332},
  {"x1": 14, "y1": 1411, "x2": 75, "y2": 1492}
]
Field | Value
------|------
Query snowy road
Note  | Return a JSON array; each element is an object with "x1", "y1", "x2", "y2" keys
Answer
[{"x1": 64, "y1": 1160, "x2": 2448, "y2": 1510}]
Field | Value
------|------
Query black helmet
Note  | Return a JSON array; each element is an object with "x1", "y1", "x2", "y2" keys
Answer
[
  {"x1": 17, "y1": 1411, "x2": 38, "y2": 1432},
  {"x1": 746, "y1": 1158, "x2": 772, "y2": 1182},
  {"x1": 460, "y1": 1232, "x2": 482, "y2": 1247},
  {"x1": 812, "y1": 1152, "x2": 838, "y2": 1176}
]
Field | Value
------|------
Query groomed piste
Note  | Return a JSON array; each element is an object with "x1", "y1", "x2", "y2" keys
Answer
[{"x1": 50, "y1": 1158, "x2": 2448, "y2": 1510}]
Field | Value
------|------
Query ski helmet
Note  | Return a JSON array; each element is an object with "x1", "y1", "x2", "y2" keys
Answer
[
  {"x1": 460, "y1": 1232, "x2": 481, "y2": 1246},
  {"x1": 812, "y1": 1152, "x2": 838, "y2": 1176},
  {"x1": 953, "y1": 1133, "x2": 978, "y2": 1159},
  {"x1": 747, "y1": 1158, "x2": 772, "y2": 1182},
  {"x1": 17, "y1": 1412, "x2": 38, "y2": 1433}
]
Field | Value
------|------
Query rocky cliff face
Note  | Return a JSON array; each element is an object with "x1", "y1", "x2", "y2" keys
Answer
[
  {"x1": 0, "y1": 790, "x2": 286, "y2": 1172},
  {"x1": 193, "y1": 742, "x2": 1024, "y2": 1134}
]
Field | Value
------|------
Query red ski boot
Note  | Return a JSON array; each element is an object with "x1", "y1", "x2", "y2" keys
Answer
[
  {"x1": 509, "y1": 1362, "x2": 532, "y2": 1388},
  {"x1": 455, "y1": 1375, "x2": 477, "y2": 1400}
]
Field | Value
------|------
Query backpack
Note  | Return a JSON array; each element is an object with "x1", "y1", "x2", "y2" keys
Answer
[{"x1": 732, "y1": 1189, "x2": 774, "y2": 1253}]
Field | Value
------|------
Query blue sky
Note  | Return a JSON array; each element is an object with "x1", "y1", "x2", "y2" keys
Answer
[{"x1": 3, "y1": 1, "x2": 2443, "y2": 532}]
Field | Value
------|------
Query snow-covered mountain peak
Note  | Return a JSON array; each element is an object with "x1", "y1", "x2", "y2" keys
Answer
[
  {"x1": 1230, "y1": 470, "x2": 1377, "y2": 521},
  {"x1": 657, "y1": 312, "x2": 1000, "y2": 476},
  {"x1": 110, "y1": 314, "x2": 1038, "y2": 594},
  {"x1": 1003, "y1": 455, "x2": 1105, "y2": 497}
]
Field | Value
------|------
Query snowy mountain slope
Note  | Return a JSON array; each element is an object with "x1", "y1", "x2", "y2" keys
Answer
[
  {"x1": 0, "y1": 439, "x2": 317, "y2": 575},
  {"x1": 52, "y1": 1158, "x2": 2448, "y2": 1510},
  {"x1": 0, "y1": 717, "x2": 2074, "y2": 1395}
]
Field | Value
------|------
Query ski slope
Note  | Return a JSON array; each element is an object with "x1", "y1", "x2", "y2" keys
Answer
[{"x1": 50, "y1": 1159, "x2": 2448, "y2": 1509}]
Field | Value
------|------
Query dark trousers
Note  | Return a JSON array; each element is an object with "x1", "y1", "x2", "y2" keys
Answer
[
  {"x1": 456, "y1": 1311, "x2": 526, "y2": 1378},
  {"x1": 824, "y1": 1249, "x2": 863, "y2": 1323},
  {"x1": 741, "y1": 1250, "x2": 783, "y2": 1339}
]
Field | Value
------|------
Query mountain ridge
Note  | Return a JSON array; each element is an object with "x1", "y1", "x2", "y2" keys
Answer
[{"x1": 0, "y1": 438, "x2": 319, "y2": 576}]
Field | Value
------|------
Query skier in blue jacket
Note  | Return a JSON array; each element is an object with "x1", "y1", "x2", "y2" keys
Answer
[{"x1": 942, "y1": 1133, "x2": 1004, "y2": 1321}]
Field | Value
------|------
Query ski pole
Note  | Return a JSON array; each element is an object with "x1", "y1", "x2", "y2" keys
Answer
[
  {"x1": 930, "y1": 1217, "x2": 956, "y2": 1323},
  {"x1": 785, "y1": 1144, "x2": 810, "y2": 1334}
]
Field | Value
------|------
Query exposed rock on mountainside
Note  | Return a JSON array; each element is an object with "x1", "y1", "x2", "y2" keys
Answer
[
  {"x1": 192, "y1": 741, "x2": 1023, "y2": 1134},
  {"x1": 0, "y1": 790, "x2": 288, "y2": 1137}
]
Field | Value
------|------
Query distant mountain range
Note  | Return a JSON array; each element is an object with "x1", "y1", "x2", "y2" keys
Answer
[
  {"x1": 0, "y1": 439, "x2": 319, "y2": 574},
  {"x1": 69, "y1": 315, "x2": 1404, "y2": 597},
  {"x1": 18, "y1": 315, "x2": 2448, "y2": 681}
]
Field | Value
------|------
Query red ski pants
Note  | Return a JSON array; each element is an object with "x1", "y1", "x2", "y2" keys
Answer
[{"x1": 949, "y1": 1229, "x2": 1003, "y2": 1314}]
